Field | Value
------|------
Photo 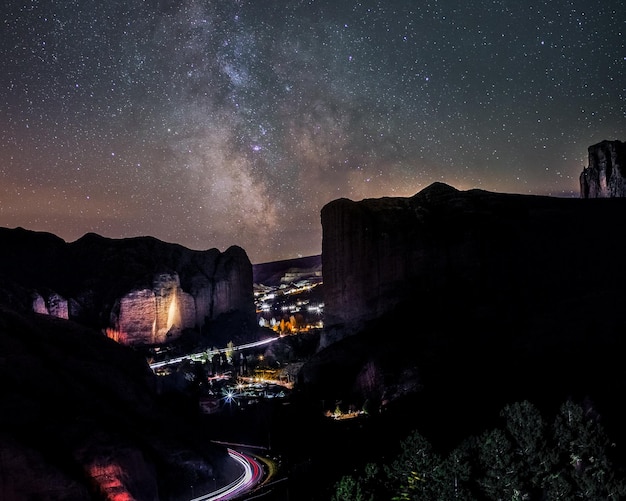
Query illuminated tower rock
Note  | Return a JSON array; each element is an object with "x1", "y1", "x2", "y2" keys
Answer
[
  {"x1": 106, "y1": 246, "x2": 254, "y2": 346},
  {"x1": 32, "y1": 293, "x2": 48, "y2": 315},
  {"x1": 153, "y1": 272, "x2": 195, "y2": 341},
  {"x1": 580, "y1": 139, "x2": 626, "y2": 198},
  {"x1": 115, "y1": 273, "x2": 195, "y2": 345},
  {"x1": 116, "y1": 289, "x2": 156, "y2": 344},
  {"x1": 31, "y1": 291, "x2": 69, "y2": 319}
]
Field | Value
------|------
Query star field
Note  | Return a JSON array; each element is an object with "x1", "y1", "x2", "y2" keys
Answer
[{"x1": 1, "y1": 0, "x2": 624, "y2": 263}]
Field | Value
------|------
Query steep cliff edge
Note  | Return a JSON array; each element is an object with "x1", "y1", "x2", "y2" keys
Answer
[{"x1": 0, "y1": 228, "x2": 255, "y2": 346}]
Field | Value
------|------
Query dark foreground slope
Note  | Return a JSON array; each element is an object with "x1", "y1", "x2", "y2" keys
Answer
[
  {"x1": 0, "y1": 306, "x2": 239, "y2": 500},
  {"x1": 301, "y1": 183, "x2": 626, "y2": 461}
]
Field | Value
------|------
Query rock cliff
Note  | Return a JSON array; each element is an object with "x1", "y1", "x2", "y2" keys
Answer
[
  {"x1": 321, "y1": 182, "x2": 626, "y2": 343},
  {"x1": 580, "y1": 139, "x2": 626, "y2": 198},
  {"x1": 0, "y1": 228, "x2": 255, "y2": 346},
  {"x1": 310, "y1": 182, "x2": 626, "y2": 449}
]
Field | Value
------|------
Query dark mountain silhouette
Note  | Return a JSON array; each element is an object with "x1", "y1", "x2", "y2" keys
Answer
[{"x1": 299, "y1": 181, "x2": 626, "y2": 460}]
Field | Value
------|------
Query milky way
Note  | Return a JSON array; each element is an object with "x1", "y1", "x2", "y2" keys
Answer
[{"x1": 1, "y1": 0, "x2": 624, "y2": 263}]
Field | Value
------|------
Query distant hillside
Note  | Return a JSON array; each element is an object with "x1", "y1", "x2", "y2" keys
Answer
[{"x1": 252, "y1": 254, "x2": 322, "y2": 286}]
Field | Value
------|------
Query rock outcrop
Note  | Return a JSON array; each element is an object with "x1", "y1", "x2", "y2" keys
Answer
[
  {"x1": 580, "y1": 139, "x2": 626, "y2": 198},
  {"x1": 0, "y1": 228, "x2": 255, "y2": 346}
]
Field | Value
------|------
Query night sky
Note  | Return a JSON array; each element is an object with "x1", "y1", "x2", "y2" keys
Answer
[{"x1": 1, "y1": 1, "x2": 624, "y2": 263}]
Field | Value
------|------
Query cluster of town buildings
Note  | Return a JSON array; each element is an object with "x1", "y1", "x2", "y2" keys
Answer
[{"x1": 254, "y1": 276, "x2": 324, "y2": 334}]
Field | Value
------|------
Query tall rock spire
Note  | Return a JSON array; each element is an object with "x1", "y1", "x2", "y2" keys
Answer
[{"x1": 580, "y1": 140, "x2": 626, "y2": 198}]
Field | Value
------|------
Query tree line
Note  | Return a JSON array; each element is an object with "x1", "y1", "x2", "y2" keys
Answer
[{"x1": 331, "y1": 399, "x2": 626, "y2": 500}]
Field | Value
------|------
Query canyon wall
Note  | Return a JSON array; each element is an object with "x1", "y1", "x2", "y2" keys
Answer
[
  {"x1": 0, "y1": 228, "x2": 255, "y2": 345},
  {"x1": 305, "y1": 182, "x2": 626, "y2": 452},
  {"x1": 321, "y1": 181, "x2": 626, "y2": 346},
  {"x1": 580, "y1": 139, "x2": 626, "y2": 198}
]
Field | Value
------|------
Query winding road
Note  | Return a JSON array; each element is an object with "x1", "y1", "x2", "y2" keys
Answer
[{"x1": 190, "y1": 448, "x2": 264, "y2": 501}]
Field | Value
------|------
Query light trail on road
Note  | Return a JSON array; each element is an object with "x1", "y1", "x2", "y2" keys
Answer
[
  {"x1": 189, "y1": 448, "x2": 263, "y2": 501},
  {"x1": 149, "y1": 337, "x2": 279, "y2": 370}
]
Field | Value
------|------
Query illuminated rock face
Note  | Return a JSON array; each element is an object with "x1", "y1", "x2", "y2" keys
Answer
[
  {"x1": 105, "y1": 244, "x2": 253, "y2": 345},
  {"x1": 0, "y1": 229, "x2": 255, "y2": 346},
  {"x1": 154, "y1": 272, "x2": 181, "y2": 341},
  {"x1": 116, "y1": 289, "x2": 157, "y2": 345},
  {"x1": 84, "y1": 447, "x2": 158, "y2": 500},
  {"x1": 114, "y1": 273, "x2": 199, "y2": 345},
  {"x1": 47, "y1": 293, "x2": 69, "y2": 319},
  {"x1": 31, "y1": 292, "x2": 69, "y2": 319},
  {"x1": 179, "y1": 292, "x2": 196, "y2": 330},
  {"x1": 580, "y1": 139, "x2": 626, "y2": 198},
  {"x1": 32, "y1": 293, "x2": 48, "y2": 315}
]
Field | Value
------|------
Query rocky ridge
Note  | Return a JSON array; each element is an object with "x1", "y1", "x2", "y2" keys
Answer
[{"x1": 0, "y1": 228, "x2": 255, "y2": 346}]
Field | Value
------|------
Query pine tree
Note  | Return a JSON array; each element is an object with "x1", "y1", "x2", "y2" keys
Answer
[
  {"x1": 384, "y1": 430, "x2": 447, "y2": 500},
  {"x1": 331, "y1": 474, "x2": 369, "y2": 501},
  {"x1": 329, "y1": 399, "x2": 626, "y2": 501},
  {"x1": 550, "y1": 400, "x2": 626, "y2": 500},
  {"x1": 477, "y1": 427, "x2": 522, "y2": 500},
  {"x1": 501, "y1": 400, "x2": 554, "y2": 492}
]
